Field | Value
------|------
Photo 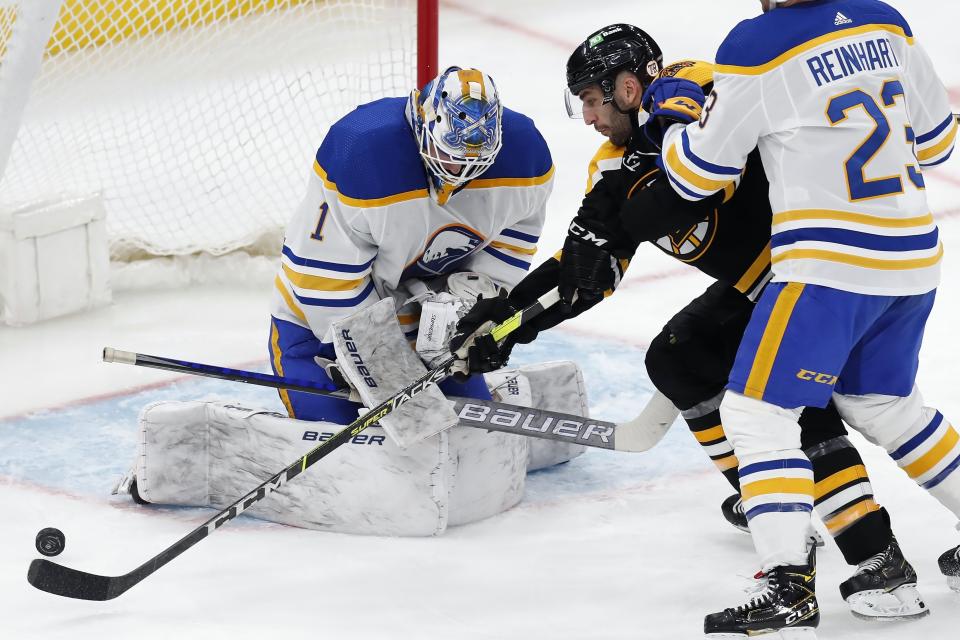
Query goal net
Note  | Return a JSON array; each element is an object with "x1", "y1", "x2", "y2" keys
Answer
[{"x1": 0, "y1": 0, "x2": 436, "y2": 260}]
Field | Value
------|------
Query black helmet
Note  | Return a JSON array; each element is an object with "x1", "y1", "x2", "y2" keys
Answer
[{"x1": 566, "y1": 24, "x2": 663, "y2": 100}]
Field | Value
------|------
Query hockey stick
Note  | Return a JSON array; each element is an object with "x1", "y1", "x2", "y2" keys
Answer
[
  {"x1": 101, "y1": 350, "x2": 678, "y2": 452},
  {"x1": 27, "y1": 289, "x2": 562, "y2": 601}
]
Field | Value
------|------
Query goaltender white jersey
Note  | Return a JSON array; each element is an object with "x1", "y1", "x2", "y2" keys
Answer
[
  {"x1": 662, "y1": 0, "x2": 957, "y2": 296},
  {"x1": 271, "y1": 97, "x2": 554, "y2": 350}
]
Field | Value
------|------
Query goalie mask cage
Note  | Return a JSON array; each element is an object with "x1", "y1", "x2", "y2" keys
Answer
[{"x1": 0, "y1": 0, "x2": 438, "y2": 259}]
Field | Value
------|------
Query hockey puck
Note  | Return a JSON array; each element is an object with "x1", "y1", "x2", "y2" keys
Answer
[{"x1": 35, "y1": 527, "x2": 66, "y2": 557}]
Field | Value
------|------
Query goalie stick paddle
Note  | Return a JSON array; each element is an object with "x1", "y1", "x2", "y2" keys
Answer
[
  {"x1": 102, "y1": 347, "x2": 678, "y2": 452},
  {"x1": 27, "y1": 288, "x2": 564, "y2": 601}
]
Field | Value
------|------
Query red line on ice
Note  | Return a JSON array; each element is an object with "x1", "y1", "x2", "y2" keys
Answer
[{"x1": 0, "y1": 358, "x2": 266, "y2": 424}]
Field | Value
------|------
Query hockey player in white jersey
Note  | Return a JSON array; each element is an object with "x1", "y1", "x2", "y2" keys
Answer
[
  {"x1": 642, "y1": 0, "x2": 959, "y2": 636},
  {"x1": 268, "y1": 65, "x2": 553, "y2": 423}
]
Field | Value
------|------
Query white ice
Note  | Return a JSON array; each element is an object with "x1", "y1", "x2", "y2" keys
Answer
[{"x1": 2, "y1": 1, "x2": 960, "y2": 638}]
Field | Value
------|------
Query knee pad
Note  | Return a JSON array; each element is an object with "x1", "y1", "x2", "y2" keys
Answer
[
  {"x1": 832, "y1": 387, "x2": 929, "y2": 449},
  {"x1": 720, "y1": 391, "x2": 803, "y2": 457},
  {"x1": 644, "y1": 328, "x2": 726, "y2": 411}
]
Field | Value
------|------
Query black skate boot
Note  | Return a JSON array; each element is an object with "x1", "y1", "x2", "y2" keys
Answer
[
  {"x1": 704, "y1": 549, "x2": 818, "y2": 638},
  {"x1": 839, "y1": 536, "x2": 928, "y2": 620},
  {"x1": 721, "y1": 494, "x2": 749, "y2": 533},
  {"x1": 111, "y1": 468, "x2": 150, "y2": 504},
  {"x1": 938, "y1": 544, "x2": 960, "y2": 593}
]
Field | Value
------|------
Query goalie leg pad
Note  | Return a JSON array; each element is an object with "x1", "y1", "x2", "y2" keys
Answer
[
  {"x1": 131, "y1": 400, "x2": 530, "y2": 535},
  {"x1": 485, "y1": 360, "x2": 589, "y2": 471}
]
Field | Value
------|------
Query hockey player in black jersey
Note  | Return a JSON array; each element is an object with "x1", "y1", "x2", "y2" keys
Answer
[{"x1": 451, "y1": 23, "x2": 930, "y2": 626}]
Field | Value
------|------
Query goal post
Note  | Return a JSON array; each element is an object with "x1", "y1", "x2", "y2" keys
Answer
[{"x1": 0, "y1": 0, "x2": 439, "y2": 260}]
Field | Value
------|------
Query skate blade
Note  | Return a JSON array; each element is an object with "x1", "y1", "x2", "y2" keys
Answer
[
  {"x1": 705, "y1": 628, "x2": 817, "y2": 639},
  {"x1": 846, "y1": 584, "x2": 930, "y2": 621}
]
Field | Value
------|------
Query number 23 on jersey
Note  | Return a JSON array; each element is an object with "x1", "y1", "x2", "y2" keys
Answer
[{"x1": 826, "y1": 80, "x2": 925, "y2": 202}]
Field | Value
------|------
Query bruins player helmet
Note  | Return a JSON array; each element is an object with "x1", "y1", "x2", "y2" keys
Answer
[{"x1": 565, "y1": 23, "x2": 663, "y2": 117}]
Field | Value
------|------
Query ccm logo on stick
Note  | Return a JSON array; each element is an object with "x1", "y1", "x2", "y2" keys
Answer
[{"x1": 341, "y1": 329, "x2": 378, "y2": 388}]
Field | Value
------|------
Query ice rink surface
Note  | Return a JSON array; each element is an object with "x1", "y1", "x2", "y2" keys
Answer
[{"x1": 2, "y1": 1, "x2": 960, "y2": 638}]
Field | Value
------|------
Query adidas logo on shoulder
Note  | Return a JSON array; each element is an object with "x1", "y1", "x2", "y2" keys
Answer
[{"x1": 835, "y1": 12, "x2": 853, "y2": 25}]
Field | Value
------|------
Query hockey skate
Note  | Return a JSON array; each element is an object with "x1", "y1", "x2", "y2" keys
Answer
[
  {"x1": 705, "y1": 549, "x2": 818, "y2": 639},
  {"x1": 939, "y1": 544, "x2": 960, "y2": 593},
  {"x1": 839, "y1": 536, "x2": 928, "y2": 620},
  {"x1": 111, "y1": 467, "x2": 150, "y2": 505}
]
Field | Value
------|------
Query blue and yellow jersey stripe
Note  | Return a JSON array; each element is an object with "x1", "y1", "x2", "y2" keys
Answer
[
  {"x1": 662, "y1": 129, "x2": 741, "y2": 202},
  {"x1": 915, "y1": 113, "x2": 958, "y2": 167},
  {"x1": 278, "y1": 244, "x2": 376, "y2": 310}
]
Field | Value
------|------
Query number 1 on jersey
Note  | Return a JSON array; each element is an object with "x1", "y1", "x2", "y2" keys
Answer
[{"x1": 310, "y1": 202, "x2": 329, "y2": 241}]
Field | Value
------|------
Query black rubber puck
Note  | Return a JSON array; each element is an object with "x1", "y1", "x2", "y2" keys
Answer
[{"x1": 35, "y1": 527, "x2": 66, "y2": 557}]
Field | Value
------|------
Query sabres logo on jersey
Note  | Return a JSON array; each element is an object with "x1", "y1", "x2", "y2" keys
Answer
[
  {"x1": 402, "y1": 224, "x2": 483, "y2": 279},
  {"x1": 653, "y1": 209, "x2": 718, "y2": 263}
]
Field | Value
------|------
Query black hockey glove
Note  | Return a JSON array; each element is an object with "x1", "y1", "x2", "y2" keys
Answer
[
  {"x1": 558, "y1": 216, "x2": 620, "y2": 311},
  {"x1": 449, "y1": 290, "x2": 525, "y2": 376}
]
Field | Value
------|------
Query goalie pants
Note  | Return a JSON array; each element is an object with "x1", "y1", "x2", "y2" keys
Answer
[
  {"x1": 644, "y1": 281, "x2": 893, "y2": 565},
  {"x1": 268, "y1": 316, "x2": 491, "y2": 424}
]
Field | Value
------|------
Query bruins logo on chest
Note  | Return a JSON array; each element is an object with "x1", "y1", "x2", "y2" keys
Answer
[{"x1": 653, "y1": 209, "x2": 718, "y2": 262}]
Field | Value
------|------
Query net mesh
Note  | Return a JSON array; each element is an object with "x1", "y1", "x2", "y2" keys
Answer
[{"x1": 0, "y1": 0, "x2": 419, "y2": 258}]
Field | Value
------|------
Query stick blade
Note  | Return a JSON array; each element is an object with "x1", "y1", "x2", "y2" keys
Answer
[
  {"x1": 614, "y1": 391, "x2": 680, "y2": 452},
  {"x1": 28, "y1": 558, "x2": 116, "y2": 601}
]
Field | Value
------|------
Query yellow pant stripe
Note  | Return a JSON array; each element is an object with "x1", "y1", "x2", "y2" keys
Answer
[
  {"x1": 744, "y1": 283, "x2": 805, "y2": 399},
  {"x1": 741, "y1": 477, "x2": 815, "y2": 502},
  {"x1": 814, "y1": 465, "x2": 868, "y2": 500},
  {"x1": 269, "y1": 321, "x2": 295, "y2": 418},
  {"x1": 903, "y1": 427, "x2": 960, "y2": 479}
]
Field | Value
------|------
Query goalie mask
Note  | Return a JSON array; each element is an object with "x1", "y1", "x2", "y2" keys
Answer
[
  {"x1": 564, "y1": 23, "x2": 662, "y2": 119},
  {"x1": 409, "y1": 66, "x2": 503, "y2": 191}
]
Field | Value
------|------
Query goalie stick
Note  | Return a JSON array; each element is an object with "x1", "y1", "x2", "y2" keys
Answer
[
  {"x1": 101, "y1": 350, "x2": 678, "y2": 453},
  {"x1": 28, "y1": 289, "x2": 570, "y2": 601}
]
